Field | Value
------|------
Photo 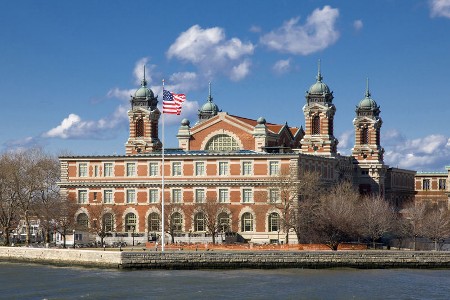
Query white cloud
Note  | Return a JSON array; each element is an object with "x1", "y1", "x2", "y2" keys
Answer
[
  {"x1": 167, "y1": 25, "x2": 255, "y2": 81},
  {"x1": 249, "y1": 25, "x2": 262, "y2": 33},
  {"x1": 273, "y1": 58, "x2": 292, "y2": 74},
  {"x1": 260, "y1": 6, "x2": 340, "y2": 55},
  {"x1": 384, "y1": 131, "x2": 450, "y2": 171},
  {"x1": 337, "y1": 130, "x2": 354, "y2": 154},
  {"x1": 230, "y1": 60, "x2": 251, "y2": 81},
  {"x1": 430, "y1": 0, "x2": 450, "y2": 18},
  {"x1": 43, "y1": 105, "x2": 128, "y2": 140},
  {"x1": 353, "y1": 19, "x2": 363, "y2": 31}
]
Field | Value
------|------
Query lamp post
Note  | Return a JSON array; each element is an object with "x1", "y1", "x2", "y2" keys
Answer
[
  {"x1": 277, "y1": 229, "x2": 280, "y2": 245},
  {"x1": 73, "y1": 229, "x2": 76, "y2": 249},
  {"x1": 132, "y1": 226, "x2": 135, "y2": 247}
]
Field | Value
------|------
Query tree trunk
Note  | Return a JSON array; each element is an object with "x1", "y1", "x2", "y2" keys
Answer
[
  {"x1": 2, "y1": 226, "x2": 10, "y2": 246},
  {"x1": 211, "y1": 232, "x2": 216, "y2": 244}
]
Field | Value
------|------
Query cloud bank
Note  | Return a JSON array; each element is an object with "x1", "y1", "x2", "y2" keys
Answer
[{"x1": 260, "y1": 6, "x2": 340, "y2": 55}]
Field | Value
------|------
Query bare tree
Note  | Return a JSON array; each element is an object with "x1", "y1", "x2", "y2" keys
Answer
[
  {"x1": 356, "y1": 195, "x2": 396, "y2": 248},
  {"x1": 291, "y1": 171, "x2": 323, "y2": 244},
  {"x1": 401, "y1": 203, "x2": 427, "y2": 250},
  {"x1": 312, "y1": 181, "x2": 360, "y2": 250},
  {"x1": 33, "y1": 155, "x2": 60, "y2": 244},
  {"x1": 194, "y1": 198, "x2": 227, "y2": 244},
  {"x1": 161, "y1": 203, "x2": 184, "y2": 244},
  {"x1": 53, "y1": 196, "x2": 78, "y2": 248},
  {"x1": 421, "y1": 207, "x2": 450, "y2": 251},
  {"x1": 87, "y1": 201, "x2": 120, "y2": 246},
  {"x1": 0, "y1": 154, "x2": 19, "y2": 246}
]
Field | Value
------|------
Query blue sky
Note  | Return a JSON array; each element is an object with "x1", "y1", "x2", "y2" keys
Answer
[{"x1": 0, "y1": 0, "x2": 449, "y2": 171}]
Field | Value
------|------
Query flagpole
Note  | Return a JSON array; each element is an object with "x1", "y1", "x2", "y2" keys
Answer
[{"x1": 161, "y1": 79, "x2": 165, "y2": 252}]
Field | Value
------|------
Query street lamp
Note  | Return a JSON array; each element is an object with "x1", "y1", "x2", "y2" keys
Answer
[
  {"x1": 132, "y1": 226, "x2": 135, "y2": 246},
  {"x1": 73, "y1": 229, "x2": 76, "y2": 249}
]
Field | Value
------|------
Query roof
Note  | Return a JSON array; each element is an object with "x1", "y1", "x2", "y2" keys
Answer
[{"x1": 229, "y1": 114, "x2": 299, "y2": 136}]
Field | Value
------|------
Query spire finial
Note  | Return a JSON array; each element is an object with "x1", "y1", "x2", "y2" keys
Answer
[
  {"x1": 316, "y1": 59, "x2": 323, "y2": 82},
  {"x1": 208, "y1": 81, "x2": 213, "y2": 102},
  {"x1": 141, "y1": 65, "x2": 147, "y2": 87},
  {"x1": 365, "y1": 77, "x2": 371, "y2": 98}
]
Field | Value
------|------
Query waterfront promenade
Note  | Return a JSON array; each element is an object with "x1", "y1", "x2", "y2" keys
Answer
[{"x1": 2, "y1": 246, "x2": 450, "y2": 269}]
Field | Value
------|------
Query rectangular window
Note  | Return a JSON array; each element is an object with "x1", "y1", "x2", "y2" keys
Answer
[
  {"x1": 149, "y1": 189, "x2": 159, "y2": 203},
  {"x1": 172, "y1": 162, "x2": 182, "y2": 176},
  {"x1": 78, "y1": 163, "x2": 88, "y2": 177},
  {"x1": 242, "y1": 189, "x2": 253, "y2": 203},
  {"x1": 94, "y1": 165, "x2": 99, "y2": 177},
  {"x1": 103, "y1": 190, "x2": 113, "y2": 204},
  {"x1": 218, "y1": 162, "x2": 229, "y2": 176},
  {"x1": 242, "y1": 161, "x2": 252, "y2": 176},
  {"x1": 269, "y1": 161, "x2": 279, "y2": 176},
  {"x1": 172, "y1": 189, "x2": 182, "y2": 203},
  {"x1": 149, "y1": 162, "x2": 159, "y2": 176},
  {"x1": 218, "y1": 189, "x2": 229, "y2": 203},
  {"x1": 126, "y1": 189, "x2": 136, "y2": 203},
  {"x1": 195, "y1": 162, "x2": 205, "y2": 176},
  {"x1": 439, "y1": 179, "x2": 446, "y2": 190},
  {"x1": 126, "y1": 163, "x2": 136, "y2": 177},
  {"x1": 195, "y1": 189, "x2": 205, "y2": 203},
  {"x1": 269, "y1": 189, "x2": 280, "y2": 204},
  {"x1": 78, "y1": 190, "x2": 88, "y2": 204},
  {"x1": 423, "y1": 179, "x2": 431, "y2": 190},
  {"x1": 104, "y1": 163, "x2": 113, "y2": 177}
]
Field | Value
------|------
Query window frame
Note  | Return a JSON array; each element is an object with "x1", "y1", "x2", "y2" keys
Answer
[
  {"x1": 126, "y1": 189, "x2": 136, "y2": 204},
  {"x1": 218, "y1": 161, "x2": 229, "y2": 176},
  {"x1": 172, "y1": 161, "x2": 182, "y2": 176},
  {"x1": 242, "y1": 161, "x2": 253, "y2": 176},
  {"x1": 242, "y1": 188, "x2": 253, "y2": 203},
  {"x1": 78, "y1": 163, "x2": 88, "y2": 177},
  {"x1": 126, "y1": 162, "x2": 136, "y2": 177}
]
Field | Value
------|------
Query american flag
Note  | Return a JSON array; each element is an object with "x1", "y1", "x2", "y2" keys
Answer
[{"x1": 163, "y1": 90, "x2": 185, "y2": 115}]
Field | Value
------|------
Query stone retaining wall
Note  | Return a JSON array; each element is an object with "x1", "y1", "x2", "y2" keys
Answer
[
  {"x1": 2, "y1": 247, "x2": 450, "y2": 269},
  {"x1": 119, "y1": 251, "x2": 450, "y2": 269},
  {"x1": 0, "y1": 247, "x2": 121, "y2": 268}
]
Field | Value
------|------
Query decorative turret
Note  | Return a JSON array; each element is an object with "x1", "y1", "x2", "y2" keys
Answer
[
  {"x1": 125, "y1": 66, "x2": 161, "y2": 154},
  {"x1": 300, "y1": 60, "x2": 338, "y2": 156},
  {"x1": 352, "y1": 79, "x2": 384, "y2": 162},
  {"x1": 131, "y1": 66, "x2": 158, "y2": 110},
  {"x1": 198, "y1": 82, "x2": 220, "y2": 123},
  {"x1": 352, "y1": 79, "x2": 386, "y2": 196}
]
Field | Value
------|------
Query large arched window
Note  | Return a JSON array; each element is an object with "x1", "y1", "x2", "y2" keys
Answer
[
  {"x1": 171, "y1": 212, "x2": 183, "y2": 232},
  {"x1": 102, "y1": 213, "x2": 114, "y2": 232},
  {"x1": 241, "y1": 212, "x2": 253, "y2": 232},
  {"x1": 148, "y1": 212, "x2": 160, "y2": 232},
  {"x1": 77, "y1": 213, "x2": 89, "y2": 230},
  {"x1": 194, "y1": 212, "x2": 205, "y2": 232},
  {"x1": 312, "y1": 116, "x2": 320, "y2": 135},
  {"x1": 268, "y1": 212, "x2": 280, "y2": 232},
  {"x1": 125, "y1": 213, "x2": 137, "y2": 232},
  {"x1": 361, "y1": 127, "x2": 369, "y2": 145},
  {"x1": 205, "y1": 134, "x2": 240, "y2": 151},
  {"x1": 218, "y1": 212, "x2": 230, "y2": 233},
  {"x1": 135, "y1": 118, "x2": 144, "y2": 137}
]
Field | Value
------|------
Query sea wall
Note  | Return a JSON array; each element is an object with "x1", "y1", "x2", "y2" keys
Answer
[
  {"x1": 2, "y1": 247, "x2": 450, "y2": 269},
  {"x1": 119, "y1": 251, "x2": 450, "y2": 269},
  {"x1": 0, "y1": 247, "x2": 121, "y2": 268}
]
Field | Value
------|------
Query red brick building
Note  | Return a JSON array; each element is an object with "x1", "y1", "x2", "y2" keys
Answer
[
  {"x1": 415, "y1": 168, "x2": 450, "y2": 208},
  {"x1": 58, "y1": 66, "x2": 415, "y2": 245}
]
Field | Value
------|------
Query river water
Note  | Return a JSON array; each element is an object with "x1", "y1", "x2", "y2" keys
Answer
[{"x1": 1, "y1": 262, "x2": 450, "y2": 299}]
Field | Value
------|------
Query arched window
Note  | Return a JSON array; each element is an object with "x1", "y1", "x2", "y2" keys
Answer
[
  {"x1": 77, "y1": 213, "x2": 89, "y2": 230},
  {"x1": 361, "y1": 127, "x2": 369, "y2": 145},
  {"x1": 241, "y1": 212, "x2": 253, "y2": 232},
  {"x1": 312, "y1": 116, "x2": 320, "y2": 135},
  {"x1": 148, "y1": 212, "x2": 160, "y2": 232},
  {"x1": 171, "y1": 212, "x2": 183, "y2": 232},
  {"x1": 205, "y1": 134, "x2": 240, "y2": 151},
  {"x1": 268, "y1": 212, "x2": 280, "y2": 232},
  {"x1": 194, "y1": 212, "x2": 205, "y2": 232},
  {"x1": 218, "y1": 212, "x2": 230, "y2": 233},
  {"x1": 102, "y1": 213, "x2": 114, "y2": 232},
  {"x1": 125, "y1": 213, "x2": 137, "y2": 232},
  {"x1": 135, "y1": 118, "x2": 144, "y2": 137}
]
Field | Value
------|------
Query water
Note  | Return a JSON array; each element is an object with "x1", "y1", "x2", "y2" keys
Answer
[{"x1": 1, "y1": 262, "x2": 450, "y2": 299}]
